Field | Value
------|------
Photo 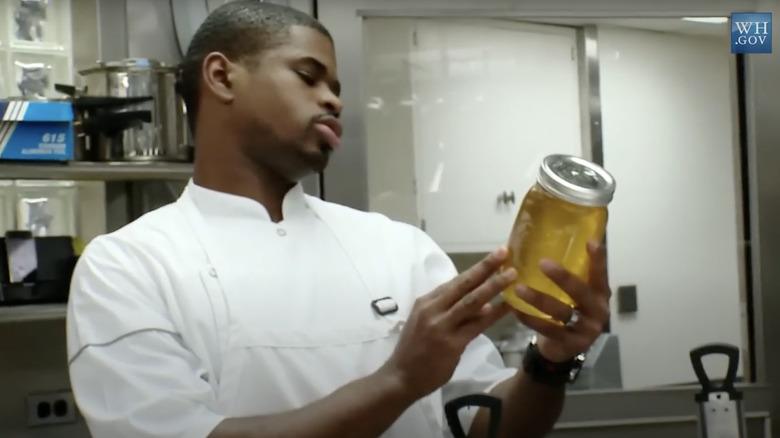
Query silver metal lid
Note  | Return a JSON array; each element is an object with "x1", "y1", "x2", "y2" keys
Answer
[
  {"x1": 103, "y1": 58, "x2": 167, "y2": 69},
  {"x1": 537, "y1": 154, "x2": 616, "y2": 207},
  {"x1": 79, "y1": 58, "x2": 176, "y2": 75}
]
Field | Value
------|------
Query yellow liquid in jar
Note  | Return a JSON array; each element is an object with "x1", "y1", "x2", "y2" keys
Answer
[{"x1": 502, "y1": 184, "x2": 607, "y2": 322}]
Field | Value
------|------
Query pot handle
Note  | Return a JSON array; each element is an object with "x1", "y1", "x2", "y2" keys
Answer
[
  {"x1": 81, "y1": 111, "x2": 152, "y2": 136},
  {"x1": 444, "y1": 394, "x2": 502, "y2": 438},
  {"x1": 54, "y1": 83, "x2": 78, "y2": 97}
]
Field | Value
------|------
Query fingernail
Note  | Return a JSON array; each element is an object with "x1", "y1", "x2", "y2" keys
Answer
[
  {"x1": 539, "y1": 258, "x2": 557, "y2": 271},
  {"x1": 515, "y1": 284, "x2": 531, "y2": 299},
  {"x1": 494, "y1": 246, "x2": 508, "y2": 258},
  {"x1": 503, "y1": 268, "x2": 517, "y2": 281}
]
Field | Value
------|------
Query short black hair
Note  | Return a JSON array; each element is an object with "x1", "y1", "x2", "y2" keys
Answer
[{"x1": 175, "y1": 1, "x2": 332, "y2": 132}]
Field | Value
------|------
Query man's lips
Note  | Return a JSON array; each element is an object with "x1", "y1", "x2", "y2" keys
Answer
[{"x1": 314, "y1": 116, "x2": 342, "y2": 149}]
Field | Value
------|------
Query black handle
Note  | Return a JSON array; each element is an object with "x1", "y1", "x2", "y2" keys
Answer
[
  {"x1": 81, "y1": 111, "x2": 152, "y2": 136},
  {"x1": 54, "y1": 83, "x2": 78, "y2": 96},
  {"x1": 690, "y1": 343, "x2": 741, "y2": 402},
  {"x1": 445, "y1": 394, "x2": 502, "y2": 438},
  {"x1": 497, "y1": 191, "x2": 515, "y2": 204},
  {"x1": 72, "y1": 96, "x2": 154, "y2": 111},
  {"x1": 54, "y1": 84, "x2": 155, "y2": 110}
]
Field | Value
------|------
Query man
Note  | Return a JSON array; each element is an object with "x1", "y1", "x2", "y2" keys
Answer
[{"x1": 66, "y1": 2, "x2": 611, "y2": 438}]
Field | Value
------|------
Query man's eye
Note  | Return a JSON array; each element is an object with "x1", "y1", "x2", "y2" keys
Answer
[{"x1": 296, "y1": 71, "x2": 316, "y2": 85}]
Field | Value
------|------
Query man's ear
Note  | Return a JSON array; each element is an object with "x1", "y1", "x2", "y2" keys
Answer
[{"x1": 202, "y1": 52, "x2": 238, "y2": 103}]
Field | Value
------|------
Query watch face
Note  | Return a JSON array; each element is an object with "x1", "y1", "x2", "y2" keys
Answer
[
  {"x1": 524, "y1": 337, "x2": 588, "y2": 384},
  {"x1": 568, "y1": 353, "x2": 587, "y2": 383}
]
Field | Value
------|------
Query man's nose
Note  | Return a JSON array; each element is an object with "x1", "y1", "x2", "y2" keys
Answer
[{"x1": 320, "y1": 89, "x2": 343, "y2": 117}]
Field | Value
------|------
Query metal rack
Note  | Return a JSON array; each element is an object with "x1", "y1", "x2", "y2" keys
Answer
[
  {"x1": 0, "y1": 161, "x2": 194, "y2": 181},
  {"x1": 0, "y1": 161, "x2": 192, "y2": 324},
  {"x1": 0, "y1": 304, "x2": 68, "y2": 323}
]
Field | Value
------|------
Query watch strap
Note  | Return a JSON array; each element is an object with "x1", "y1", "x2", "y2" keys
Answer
[{"x1": 522, "y1": 340, "x2": 583, "y2": 386}]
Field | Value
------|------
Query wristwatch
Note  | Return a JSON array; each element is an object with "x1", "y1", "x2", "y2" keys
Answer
[{"x1": 522, "y1": 336, "x2": 586, "y2": 386}]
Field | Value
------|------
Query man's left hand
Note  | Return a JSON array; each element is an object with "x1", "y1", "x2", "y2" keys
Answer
[{"x1": 513, "y1": 239, "x2": 611, "y2": 363}]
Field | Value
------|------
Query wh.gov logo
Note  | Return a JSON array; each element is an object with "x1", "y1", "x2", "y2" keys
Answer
[{"x1": 731, "y1": 13, "x2": 772, "y2": 53}]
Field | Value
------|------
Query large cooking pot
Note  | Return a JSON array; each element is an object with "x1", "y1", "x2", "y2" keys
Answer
[
  {"x1": 55, "y1": 83, "x2": 155, "y2": 162},
  {"x1": 78, "y1": 58, "x2": 191, "y2": 162}
]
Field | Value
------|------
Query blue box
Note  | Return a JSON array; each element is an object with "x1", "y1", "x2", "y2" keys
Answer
[
  {"x1": 731, "y1": 12, "x2": 772, "y2": 54},
  {"x1": 0, "y1": 100, "x2": 74, "y2": 162}
]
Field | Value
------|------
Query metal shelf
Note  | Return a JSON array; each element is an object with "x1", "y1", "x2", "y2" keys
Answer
[
  {"x1": 0, "y1": 304, "x2": 67, "y2": 323},
  {"x1": 0, "y1": 161, "x2": 194, "y2": 181}
]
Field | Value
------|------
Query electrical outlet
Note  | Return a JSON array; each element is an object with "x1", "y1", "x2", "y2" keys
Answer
[{"x1": 26, "y1": 391, "x2": 77, "y2": 426}]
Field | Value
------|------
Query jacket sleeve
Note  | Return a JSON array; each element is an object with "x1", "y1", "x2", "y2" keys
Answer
[
  {"x1": 67, "y1": 235, "x2": 225, "y2": 438},
  {"x1": 408, "y1": 225, "x2": 517, "y2": 436}
]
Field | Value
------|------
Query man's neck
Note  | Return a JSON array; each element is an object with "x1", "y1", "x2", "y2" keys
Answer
[{"x1": 192, "y1": 152, "x2": 295, "y2": 223}]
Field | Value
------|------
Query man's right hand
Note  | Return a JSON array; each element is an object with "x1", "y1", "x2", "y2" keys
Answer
[{"x1": 380, "y1": 246, "x2": 517, "y2": 399}]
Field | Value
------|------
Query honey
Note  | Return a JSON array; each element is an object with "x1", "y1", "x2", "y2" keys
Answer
[{"x1": 501, "y1": 154, "x2": 615, "y2": 322}]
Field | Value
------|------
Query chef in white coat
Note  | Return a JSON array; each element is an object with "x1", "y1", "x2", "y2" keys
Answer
[{"x1": 66, "y1": 2, "x2": 612, "y2": 437}]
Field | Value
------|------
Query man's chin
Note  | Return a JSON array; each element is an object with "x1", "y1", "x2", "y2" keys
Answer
[{"x1": 291, "y1": 148, "x2": 331, "y2": 180}]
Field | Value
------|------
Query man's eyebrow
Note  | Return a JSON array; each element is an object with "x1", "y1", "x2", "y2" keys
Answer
[{"x1": 297, "y1": 56, "x2": 341, "y2": 96}]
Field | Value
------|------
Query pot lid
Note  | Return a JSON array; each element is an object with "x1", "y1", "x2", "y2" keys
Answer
[
  {"x1": 79, "y1": 58, "x2": 176, "y2": 75},
  {"x1": 101, "y1": 58, "x2": 167, "y2": 69}
]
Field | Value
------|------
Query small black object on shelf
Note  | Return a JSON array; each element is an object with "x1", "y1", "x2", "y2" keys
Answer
[{"x1": 0, "y1": 231, "x2": 78, "y2": 306}]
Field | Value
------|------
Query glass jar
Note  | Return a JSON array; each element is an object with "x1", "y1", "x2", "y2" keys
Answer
[
  {"x1": 7, "y1": 0, "x2": 72, "y2": 51},
  {"x1": 13, "y1": 179, "x2": 78, "y2": 237},
  {"x1": 501, "y1": 154, "x2": 616, "y2": 322},
  {"x1": 10, "y1": 51, "x2": 71, "y2": 99}
]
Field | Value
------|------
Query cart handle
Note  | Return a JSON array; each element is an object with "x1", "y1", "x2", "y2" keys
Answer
[
  {"x1": 689, "y1": 343, "x2": 741, "y2": 401},
  {"x1": 444, "y1": 394, "x2": 502, "y2": 438}
]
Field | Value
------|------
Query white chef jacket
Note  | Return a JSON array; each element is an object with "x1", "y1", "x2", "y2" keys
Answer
[{"x1": 66, "y1": 179, "x2": 517, "y2": 438}]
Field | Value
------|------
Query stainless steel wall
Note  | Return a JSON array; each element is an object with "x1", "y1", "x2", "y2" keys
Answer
[{"x1": 126, "y1": 0, "x2": 181, "y2": 65}]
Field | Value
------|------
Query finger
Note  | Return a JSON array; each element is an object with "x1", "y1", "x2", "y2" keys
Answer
[
  {"x1": 437, "y1": 246, "x2": 509, "y2": 307},
  {"x1": 514, "y1": 284, "x2": 572, "y2": 323},
  {"x1": 458, "y1": 301, "x2": 512, "y2": 339},
  {"x1": 586, "y1": 239, "x2": 611, "y2": 297},
  {"x1": 445, "y1": 267, "x2": 517, "y2": 325},
  {"x1": 514, "y1": 312, "x2": 568, "y2": 342},
  {"x1": 539, "y1": 259, "x2": 595, "y2": 314},
  {"x1": 540, "y1": 260, "x2": 610, "y2": 323},
  {"x1": 574, "y1": 314, "x2": 607, "y2": 337}
]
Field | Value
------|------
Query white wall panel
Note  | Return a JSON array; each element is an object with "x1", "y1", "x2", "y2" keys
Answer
[{"x1": 598, "y1": 26, "x2": 743, "y2": 388}]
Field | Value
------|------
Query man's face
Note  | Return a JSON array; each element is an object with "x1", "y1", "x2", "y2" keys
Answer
[{"x1": 231, "y1": 25, "x2": 342, "y2": 182}]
